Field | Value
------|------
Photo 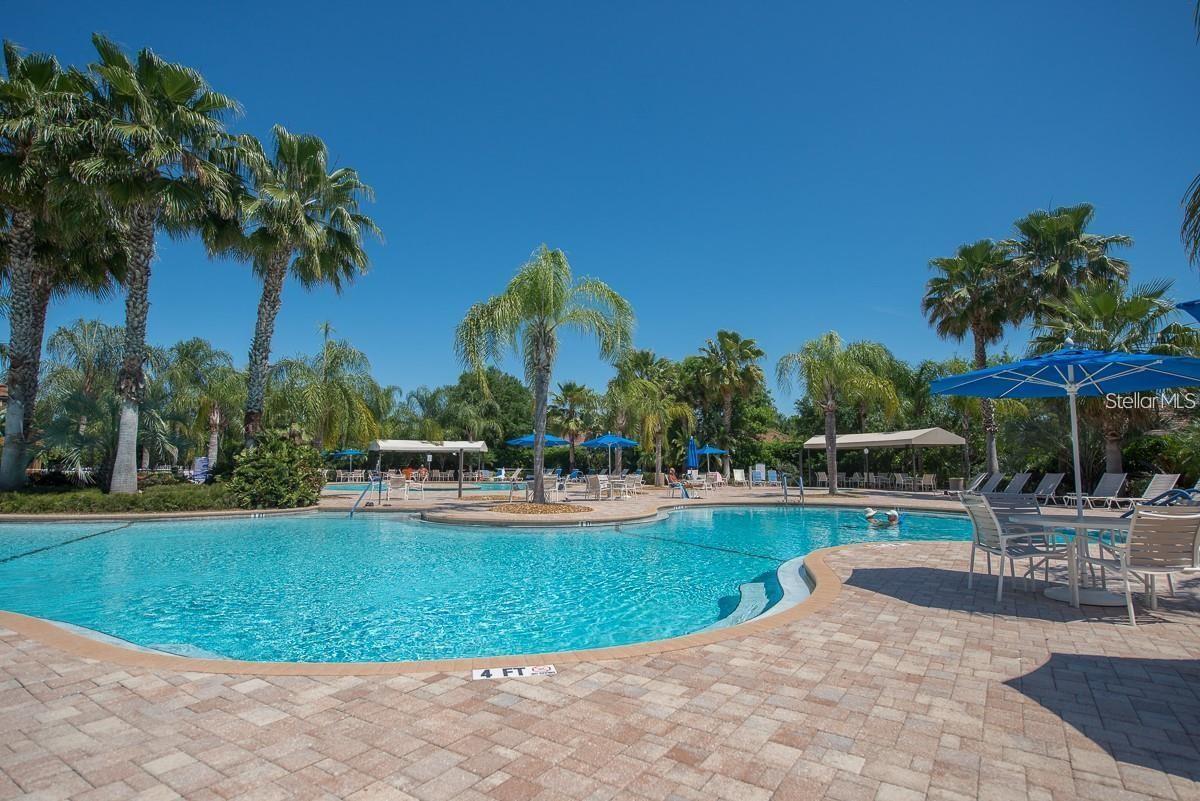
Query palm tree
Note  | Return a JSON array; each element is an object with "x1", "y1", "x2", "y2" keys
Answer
[
  {"x1": 0, "y1": 42, "x2": 121, "y2": 488},
  {"x1": 625, "y1": 352, "x2": 693, "y2": 485},
  {"x1": 455, "y1": 245, "x2": 633, "y2": 503},
  {"x1": 699, "y1": 330, "x2": 764, "y2": 477},
  {"x1": 267, "y1": 324, "x2": 380, "y2": 450},
  {"x1": 922, "y1": 239, "x2": 1018, "y2": 473},
  {"x1": 1030, "y1": 279, "x2": 1194, "y2": 472},
  {"x1": 1004, "y1": 204, "x2": 1131, "y2": 303},
  {"x1": 81, "y1": 34, "x2": 240, "y2": 493},
  {"x1": 776, "y1": 331, "x2": 898, "y2": 495},
  {"x1": 164, "y1": 338, "x2": 243, "y2": 468},
  {"x1": 549, "y1": 381, "x2": 599, "y2": 472},
  {"x1": 208, "y1": 125, "x2": 380, "y2": 447}
]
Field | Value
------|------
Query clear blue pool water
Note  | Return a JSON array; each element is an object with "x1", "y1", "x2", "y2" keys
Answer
[{"x1": 0, "y1": 506, "x2": 969, "y2": 663}]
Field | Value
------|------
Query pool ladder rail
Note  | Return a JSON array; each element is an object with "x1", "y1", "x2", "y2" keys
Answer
[{"x1": 348, "y1": 475, "x2": 385, "y2": 518}]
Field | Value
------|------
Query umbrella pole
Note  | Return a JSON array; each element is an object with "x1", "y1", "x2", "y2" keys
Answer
[{"x1": 1068, "y1": 386, "x2": 1084, "y2": 519}]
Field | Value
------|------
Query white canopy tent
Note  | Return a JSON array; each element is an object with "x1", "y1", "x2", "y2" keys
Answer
[
  {"x1": 368, "y1": 440, "x2": 489, "y2": 498},
  {"x1": 802, "y1": 427, "x2": 965, "y2": 450},
  {"x1": 801, "y1": 427, "x2": 966, "y2": 483}
]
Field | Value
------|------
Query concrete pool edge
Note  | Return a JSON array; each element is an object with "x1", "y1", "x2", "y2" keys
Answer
[
  {"x1": 0, "y1": 541, "x2": 862, "y2": 676},
  {"x1": 0, "y1": 505, "x2": 321, "y2": 523}
]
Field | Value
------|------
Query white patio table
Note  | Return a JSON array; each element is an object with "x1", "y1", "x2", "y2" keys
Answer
[{"x1": 1008, "y1": 513, "x2": 1131, "y2": 608}]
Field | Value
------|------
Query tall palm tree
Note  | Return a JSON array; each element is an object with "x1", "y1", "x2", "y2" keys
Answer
[
  {"x1": 548, "y1": 381, "x2": 598, "y2": 472},
  {"x1": 1004, "y1": 204, "x2": 1131, "y2": 303},
  {"x1": 1030, "y1": 279, "x2": 1194, "y2": 472},
  {"x1": 455, "y1": 245, "x2": 633, "y2": 503},
  {"x1": 164, "y1": 338, "x2": 243, "y2": 468},
  {"x1": 922, "y1": 239, "x2": 1017, "y2": 473},
  {"x1": 81, "y1": 34, "x2": 240, "y2": 493},
  {"x1": 699, "y1": 330, "x2": 764, "y2": 477},
  {"x1": 0, "y1": 42, "x2": 120, "y2": 488},
  {"x1": 208, "y1": 125, "x2": 380, "y2": 447},
  {"x1": 776, "y1": 331, "x2": 898, "y2": 495}
]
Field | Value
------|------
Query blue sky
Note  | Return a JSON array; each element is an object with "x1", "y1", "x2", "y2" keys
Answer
[{"x1": 10, "y1": 2, "x2": 1200, "y2": 407}]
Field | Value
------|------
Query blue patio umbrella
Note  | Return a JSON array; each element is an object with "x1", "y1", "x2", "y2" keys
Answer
[
  {"x1": 580, "y1": 433, "x2": 639, "y2": 474},
  {"x1": 331, "y1": 448, "x2": 365, "y2": 470},
  {"x1": 1180, "y1": 300, "x2": 1200, "y2": 324},
  {"x1": 506, "y1": 433, "x2": 570, "y2": 447},
  {"x1": 685, "y1": 437, "x2": 699, "y2": 472},
  {"x1": 696, "y1": 444, "x2": 727, "y2": 472},
  {"x1": 931, "y1": 343, "x2": 1200, "y2": 516}
]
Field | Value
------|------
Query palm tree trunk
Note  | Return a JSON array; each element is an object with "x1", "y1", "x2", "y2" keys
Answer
[
  {"x1": 110, "y1": 204, "x2": 157, "y2": 494},
  {"x1": 1103, "y1": 431, "x2": 1123, "y2": 474},
  {"x1": 244, "y1": 248, "x2": 290, "y2": 447},
  {"x1": 973, "y1": 329, "x2": 1000, "y2": 474},
  {"x1": 140, "y1": 446, "x2": 150, "y2": 470},
  {"x1": 0, "y1": 212, "x2": 43, "y2": 490},
  {"x1": 655, "y1": 434, "x2": 664, "y2": 486},
  {"x1": 208, "y1": 408, "x2": 222, "y2": 468},
  {"x1": 825, "y1": 403, "x2": 839, "y2": 495},
  {"x1": 568, "y1": 438, "x2": 576, "y2": 472},
  {"x1": 722, "y1": 390, "x2": 733, "y2": 477},
  {"x1": 531, "y1": 362, "x2": 551, "y2": 503}
]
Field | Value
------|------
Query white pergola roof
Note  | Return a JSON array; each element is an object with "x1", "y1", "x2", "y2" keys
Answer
[
  {"x1": 802, "y1": 427, "x2": 965, "y2": 450},
  {"x1": 368, "y1": 439, "x2": 489, "y2": 453}
]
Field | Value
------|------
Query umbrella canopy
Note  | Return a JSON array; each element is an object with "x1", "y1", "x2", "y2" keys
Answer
[
  {"x1": 1180, "y1": 300, "x2": 1200, "y2": 324},
  {"x1": 932, "y1": 345, "x2": 1200, "y2": 516},
  {"x1": 506, "y1": 433, "x2": 570, "y2": 447},
  {"x1": 696, "y1": 445, "x2": 727, "y2": 455},
  {"x1": 579, "y1": 433, "x2": 639, "y2": 448},
  {"x1": 580, "y1": 433, "x2": 639, "y2": 474},
  {"x1": 686, "y1": 437, "x2": 699, "y2": 471},
  {"x1": 331, "y1": 448, "x2": 365, "y2": 470}
]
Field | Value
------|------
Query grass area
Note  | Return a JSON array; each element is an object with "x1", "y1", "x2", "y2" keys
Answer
[{"x1": 0, "y1": 483, "x2": 240, "y2": 514}]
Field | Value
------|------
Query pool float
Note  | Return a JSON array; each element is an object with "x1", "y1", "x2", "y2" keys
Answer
[{"x1": 864, "y1": 507, "x2": 900, "y2": 527}]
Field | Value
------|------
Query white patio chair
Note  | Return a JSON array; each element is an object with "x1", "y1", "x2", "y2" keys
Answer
[
  {"x1": 815, "y1": 471, "x2": 829, "y2": 487},
  {"x1": 1080, "y1": 505, "x2": 1200, "y2": 625},
  {"x1": 962, "y1": 493, "x2": 1070, "y2": 602},
  {"x1": 731, "y1": 468, "x2": 747, "y2": 486}
]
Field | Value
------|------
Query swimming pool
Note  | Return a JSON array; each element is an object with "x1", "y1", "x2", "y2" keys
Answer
[{"x1": 0, "y1": 507, "x2": 969, "y2": 663}]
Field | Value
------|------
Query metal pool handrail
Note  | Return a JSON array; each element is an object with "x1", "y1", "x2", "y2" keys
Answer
[{"x1": 348, "y1": 481, "x2": 376, "y2": 518}]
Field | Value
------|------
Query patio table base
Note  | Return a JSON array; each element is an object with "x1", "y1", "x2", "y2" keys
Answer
[{"x1": 1044, "y1": 586, "x2": 1127, "y2": 607}]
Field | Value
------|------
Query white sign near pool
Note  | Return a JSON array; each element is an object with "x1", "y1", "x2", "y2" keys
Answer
[{"x1": 472, "y1": 665, "x2": 557, "y2": 680}]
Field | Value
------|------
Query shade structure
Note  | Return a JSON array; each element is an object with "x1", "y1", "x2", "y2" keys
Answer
[
  {"x1": 686, "y1": 437, "x2": 699, "y2": 471},
  {"x1": 506, "y1": 433, "x2": 569, "y2": 447},
  {"x1": 802, "y1": 427, "x2": 965, "y2": 450},
  {"x1": 931, "y1": 346, "x2": 1200, "y2": 516},
  {"x1": 368, "y1": 440, "x2": 490, "y2": 498},
  {"x1": 580, "y1": 433, "x2": 638, "y2": 474}
]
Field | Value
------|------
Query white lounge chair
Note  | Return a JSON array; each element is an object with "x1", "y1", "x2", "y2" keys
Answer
[
  {"x1": 731, "y1": 468, "x2": 747, "y2": 486},
  {"x1": 1063, "y1": 473, "x2": 1126, "y2": 509},
  {"x1": 1031, "y1": 473, "x2": 1065, "y2": 505},
  {"x1": 1002, "y1": 473, "x2": 1032, "y2": 494},
  {"x1": 1108, "y1": 474, "x2": 1180, "y2": 510}
]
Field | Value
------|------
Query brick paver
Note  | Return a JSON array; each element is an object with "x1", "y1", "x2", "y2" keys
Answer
[{"x1": 3, "y1": 540, "x2": 1199, "y2": 800}]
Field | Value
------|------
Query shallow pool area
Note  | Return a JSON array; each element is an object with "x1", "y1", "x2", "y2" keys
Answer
[{"x1": 0, "y1": 507, "x2": 970, "y2": 663}]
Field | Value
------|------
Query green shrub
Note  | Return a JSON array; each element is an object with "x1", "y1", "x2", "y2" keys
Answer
[
  {"x1": 0, "y1": 483, "x2": 237, "y2": 514},
  {"x1": 138, "y1": 471, "x2": 185, "y2": 488},
  {"x1": 228, "y1": 432, "x2": 324, "y2": 509}
]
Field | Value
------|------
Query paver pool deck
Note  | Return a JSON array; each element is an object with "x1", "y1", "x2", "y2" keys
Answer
[{"x1": 2, "y1": 491, "x2": 1198, "y2": 800}]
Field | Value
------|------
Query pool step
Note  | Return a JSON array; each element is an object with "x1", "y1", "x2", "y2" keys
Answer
[
  {"x1": 701, "y1": 580, "x2": 769, "y2": 631},
  {"x1": 759, "y1": 556, "x2": 813, "y2": 618}
]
